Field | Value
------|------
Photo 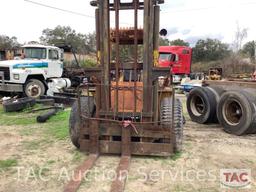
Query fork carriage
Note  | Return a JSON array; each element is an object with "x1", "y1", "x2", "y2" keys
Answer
[{"x1": 65, "y1": 1, "x2": 184, "y2": 191}]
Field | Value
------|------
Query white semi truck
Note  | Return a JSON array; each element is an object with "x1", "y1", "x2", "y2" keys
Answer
[{"x1": 0, "y1": 44, "x2": 71, "y2": 98}]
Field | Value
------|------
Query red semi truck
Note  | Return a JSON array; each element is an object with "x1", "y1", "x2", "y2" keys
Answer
[{"x1": 159, "y1": 46, "x2": 192, "y2": 81}]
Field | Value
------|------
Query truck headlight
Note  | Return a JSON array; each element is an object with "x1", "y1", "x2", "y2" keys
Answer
[{"x1": 13, "y1": 74, "x2": 20, "y2": 80}]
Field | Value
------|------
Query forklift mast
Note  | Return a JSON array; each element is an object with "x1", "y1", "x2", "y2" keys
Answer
[{"x1": 90, "y1": 0, "x2": 169, "y2": 118}]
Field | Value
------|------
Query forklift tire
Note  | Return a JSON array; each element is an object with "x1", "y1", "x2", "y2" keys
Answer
[
  {"x1": 161, "y1": 97, "x2": 184, "y2": 153},
  {"x1": 24, "y1": 79, "x2": 46, "y2": 99},
  {"x1": 217, "y1": 90, "x2": 256, "y2": 135},
  {"x1": 69, "y1": 97, "x2": 95, "y2": 149},
  {"x1": 186, "y1": 87, "x2": 221, "y2": 124},
  {"x1": 3, "y1": 97, "x2": 36, "y2": 112}
]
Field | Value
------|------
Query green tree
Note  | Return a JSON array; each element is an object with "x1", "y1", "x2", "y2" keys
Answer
[
  {"x1": 170, "y1": 39, "x2": 189, "y2": 47},
  {"x1": 242, "y1": 41, "x2": 256, "y2": 61},
  {"x1": 192, "y1": 38, "x2": 230, "y2": 62},
  {"x1": 40, "y1": 26, "x2": 96, "y2": 54},
  {"x1": 159, "y1": 37, "x2": 170, "y2": 46},
  {"x1": 0, "y1": 35, "x2": 20, "y2": 50}
]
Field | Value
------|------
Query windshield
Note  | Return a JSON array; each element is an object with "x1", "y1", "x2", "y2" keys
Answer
[
  {"x1": 24, "y1": 48, "x2": 47, "y2": 59},
  {"x1": 159, "y1": 53, "x2": 172, "y2": 61}
]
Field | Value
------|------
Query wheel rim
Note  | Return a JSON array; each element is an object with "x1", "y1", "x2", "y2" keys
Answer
[
  {"x1": 223, "y1": 99, "x2": 243, "y2": 126},
  {"x1": 191, "y1": 95, "x2": 205, "y2": 116},
  {"x1": 27, "y1": 84, "x2": 41, "y2": 97}
]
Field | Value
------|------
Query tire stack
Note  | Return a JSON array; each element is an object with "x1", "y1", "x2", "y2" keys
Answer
[{"x1": 187, "y1": 87, "x2": 256, "y2": 135}]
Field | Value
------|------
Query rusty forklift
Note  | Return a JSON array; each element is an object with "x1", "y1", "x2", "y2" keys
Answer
[{"x1": 65, "y1": 0, "x2": 184, "y2": 191}]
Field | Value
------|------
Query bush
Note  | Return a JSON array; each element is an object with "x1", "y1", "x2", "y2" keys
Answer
[
  {"x1": 192, "y1": 61, "x2": 223, "y2": 73},
  {"x1": 192, "y1": 54, "x2": 255, "y2": 77},
  {"x1": 80, "y1": 59, "x2": 97, "y2": 67},
  {"x1": 222, "y1": 54, "x2": 255, "y2": 77}
]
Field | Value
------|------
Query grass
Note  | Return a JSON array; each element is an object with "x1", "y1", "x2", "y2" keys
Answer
[
  {"x1": 0, "y1": 159, "x2": 18, "y2": 170},
  {"x1": 0, "y1": 104, "x2": 70, "y2": 140},
  {"x1": 171, "y1": 152, "x2": 182, "y2": 161},
  {"x1": 30, "y1": 165, "x2": 50, "y2": 177},
  {"x1": 72, "y1": 150, "x2": 83, "y2": 162},
  {"x1": 0, "y1": 107, "x2": 37, "y2": 126},
  {"x1": 44, "y1": 110, "x2": 70, "y2": 140},
  {"x1": 172, "y1": 185, "x2": 186, "y2": 192},
  {"x1": 0, "y1": 105, "x2": 42, "y2": 126},
  {"x1": 22, "y1": 139, "x2": 49, "y2": 150},
  {"x1": 19, "y1": 127, "x2": 37, "y2": 136},
  {"x1": 46, "y1": 160, "x2": 56, "y2": 165}
]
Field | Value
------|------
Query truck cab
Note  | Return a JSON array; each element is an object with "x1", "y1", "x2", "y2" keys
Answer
[
  {"x1": 0, "y1": 44, "x2": 64, "y2": 98},
  {"x1": 159, "y1": 46, "x2": 192, "y2": 81}
]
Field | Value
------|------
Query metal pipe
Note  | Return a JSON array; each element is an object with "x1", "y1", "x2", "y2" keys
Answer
[
  {"x1": 114, "y1": 0, "x2": 120, "y2": 118},
  {"x1": 133, "y1": 0, "x2": 138, "y2": 117},
  {"x1": 170, "y1": 66, "x2": 176, "y2": 149},
  {"x1": 153, "y1": 5, "x2": 160, "y2": 67},
  {"x1": 143, "y1": 0, "x2": 149, "y2": 114},
  {"x1": 102, "y1": 0, "x2": 110, "y2": 112},
  {"x1": 87, "y1": 82, "x2": 90, "y2": 116},
  {"x1": 77, "y1": 87, "x2": 82, "y2": 133},
  {"x1": 95, "y1": 8, "x2": 100, "y2": 66},
  {"x1": 71, "y1": 47, "x2": 80, "y2": 67},
  {"x1": 36, "y1": 108, "x2": 59, "y2": 123},
  {"x1": 142, "y1": 0, "x2": 153, "y2": 114},
  {"x1": 99, "y1": 0, "x2": 105, "y2": 114}
]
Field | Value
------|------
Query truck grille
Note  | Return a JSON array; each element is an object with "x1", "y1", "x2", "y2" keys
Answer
[{"x1": 0, "y1": 67, "x2": 10, "y2": 80}]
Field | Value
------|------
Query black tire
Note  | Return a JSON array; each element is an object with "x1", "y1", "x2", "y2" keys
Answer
[
  {"x1": 187, "y1": 87, "x2": 223, "y2": 124},
  {"x1": 204, "y1": 86, "x2": 225, "y2": 123},
  {"x1": 161, "y1": 97, "x2": 184, "y2": 153},
  {"x1": 3, "y1": 97, "x2": 36, "y2": 112},
  {"x1": 69, "y1": 97, "x2": 95, "y2": 149},
  {"x1": 217, "y1": 90, "x2": 256, "y2": 135},
  {"x1": 24, "y1": 79, "x2": 46, "y2": 98}
]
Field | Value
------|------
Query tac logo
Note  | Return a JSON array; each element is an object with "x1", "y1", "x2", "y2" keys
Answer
[{"x1": 220, "y1": 169, "x2": 251, "y2": 189}]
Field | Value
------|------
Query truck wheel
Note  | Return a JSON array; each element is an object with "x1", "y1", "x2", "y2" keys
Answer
[
  {"x1": 24, "y1": 79, "x2": 45, "y2": 98},
  {"x1": 204, "y1": 86, "x2": 225, "y2": 123},
  {"x1": 187, "y1": 87, "x2": 222, "y2": 124},
  {"x1": 217, "y1": 91, "x2": 256, "y2": 135},
  {"x1": 69, "y1": 97, "x2": 95, "y2": 149},
  {"x1": 161, "y1": 97, "x2": 184, "y2": 153}
]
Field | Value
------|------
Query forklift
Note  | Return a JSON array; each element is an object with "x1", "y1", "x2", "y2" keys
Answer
[{"x1": 65, "y1": 1, "x2": 184, "y2": 191}]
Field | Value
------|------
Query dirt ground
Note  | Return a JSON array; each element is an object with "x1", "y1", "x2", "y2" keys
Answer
[{"x1": 0, "y1": 95, "x2": 255, "y2": 192}]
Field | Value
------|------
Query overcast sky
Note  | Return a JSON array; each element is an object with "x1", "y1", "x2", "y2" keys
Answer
[{"x1": 1, "y1": 0, "x2": 256, "y2": 46}]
